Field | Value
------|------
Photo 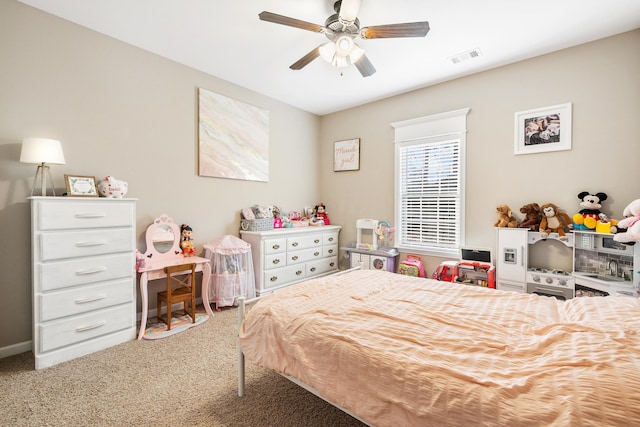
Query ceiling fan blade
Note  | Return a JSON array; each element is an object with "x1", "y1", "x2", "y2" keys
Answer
[
  {"x1": 290, "y1": 46, "x2": 322, "y2": 70},
  {"x1": 361, "y1": 21, "x2": 430, "y2": 39},
  {"x1": 354, "y1": 54, "x2": 376, "y2": 77},
  {"x1": 259, "y1": 11, "x2": 324, "y2": 33},
  {"x1": 338, "y1": 0, "x2": 362, "y2": 24}
]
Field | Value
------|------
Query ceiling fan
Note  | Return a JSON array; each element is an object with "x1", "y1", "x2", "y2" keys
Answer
[{"x1": 259, "y1": 0, "x2": 430, "y2": 77}]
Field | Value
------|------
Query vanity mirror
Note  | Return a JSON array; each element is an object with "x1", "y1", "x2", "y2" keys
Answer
[{"x1": 144, "y1": 214, "x2": 182, "y2": 263}]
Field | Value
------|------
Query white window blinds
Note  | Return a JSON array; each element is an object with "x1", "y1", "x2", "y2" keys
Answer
[{"x1": 392, "y1": 108, "x2": 469, "y2": 257}]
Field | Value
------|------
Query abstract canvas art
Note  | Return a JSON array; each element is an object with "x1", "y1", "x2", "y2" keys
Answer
[{"x1": 198, "y1": 88, "x2": 269, "y2": 181}]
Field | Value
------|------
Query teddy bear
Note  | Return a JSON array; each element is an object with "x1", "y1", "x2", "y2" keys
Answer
[
  {"x1": 518, "y1": 203, "x2": 542, "y2": 231},
  {"x1": 539, "y1": 203, "x2": 573, "y2": 241},
  {"x1": 572, "y1": 191, "x2": 608, "y2": 230},
  {"x1": 613, "y1": 199, "x2": 640, "y2": 243},
  {"x1": 493, "y1": 204, "x2": 517, "y2": 228}
]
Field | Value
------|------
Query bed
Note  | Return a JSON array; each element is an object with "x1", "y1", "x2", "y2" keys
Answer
[{"x1": 238, "y1": 269, "x2": 640, "y2": 426}]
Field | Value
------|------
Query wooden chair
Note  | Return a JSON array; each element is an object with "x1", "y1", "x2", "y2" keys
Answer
[{"x1": 157, "y1": 263, "x2": 197, "y2": 331}]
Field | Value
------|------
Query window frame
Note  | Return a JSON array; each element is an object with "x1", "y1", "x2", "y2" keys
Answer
[{"x1": 392, "y1": 108, "x2": 470, "y2": 258}]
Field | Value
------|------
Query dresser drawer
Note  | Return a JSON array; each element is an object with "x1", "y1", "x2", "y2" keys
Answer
[
  {"x1": 36, "y1": 200, "x2": 135, "y2": 230},
  {"x1": 307, "y1": 257, "x2": 338, "y2": 276},
  {"x1": 40, "y1": 228, "x2": 134, "y2": 261},
  {"x1": 323, "y1": 232, "x2": 339, "y2": 245},
  {"x1": 324, "y1": 244, "x2": 338, "y2": 257},
  {"x1": 263, "y1": 265, "x2": 306, "y2": 290},
  {"x1": 287, "y1": 233, "x2": 322, "y2": 251},
  {"x1": 40, "y1": 278, "x2": 133, "y2": 321},
  {"x1": 39, "y1": 304, "x2": 134, "y2": 353},
  {"x1": 287, "y1": 247, "x2": 322, "y2": 265},
  {"x1": 264, "y1": 238, "x2": 287, "y2": 255},
  {"x1": 264, "y1": 252, "x2": 286, "y2": 270},
  {"x1": 39, "y1": 253, "x2": 134, "y2": 291}
]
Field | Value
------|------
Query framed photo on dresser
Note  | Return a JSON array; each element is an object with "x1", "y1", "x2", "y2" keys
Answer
[{"x1": 64, "y1": 174, "x2": 98, "y2": 197}]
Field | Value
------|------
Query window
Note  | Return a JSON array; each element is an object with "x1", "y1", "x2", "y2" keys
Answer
[{"x1": 392, "y1": 108, "x2": 470, "y2": 258}]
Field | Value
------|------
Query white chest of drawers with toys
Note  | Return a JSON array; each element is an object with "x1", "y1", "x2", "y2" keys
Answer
[{"x1": 241, "y1": 225, "x2": 341, "y2": 296}]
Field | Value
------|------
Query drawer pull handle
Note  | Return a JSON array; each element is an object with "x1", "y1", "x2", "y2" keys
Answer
[
  {"x1": 296, "y1": 270, "x2": 302, "y2": 276},
  {"x1": 330, "y1": 262, "x2": 335, "y2": 267},
  {"x1": 310, "y1": 267, "x2": 316, "y2": 272},
  {"x1": 314, "y1": 252, "x2": 320, "y2": 256},
  {"x1": 272, "y1": 244, "x2": 280, "y2": 250},
  {"x1": 328, "y1": 237, "x2": 334, "y2": 242},
  {"x1": 76, "y1": 266, "x2": 107, "y2": 275},
  {"x1": 328, "y1": 249, "x2": 334, "y2": 254},
  {"x1": 75, "y1": 213, "x2": 107, "y2": 219},
  {"x1": 75, "y1": 294, "x2": 106, "y2": 304},
  {"x1": 314, "y1": 239, "x2": 320, "y2": 244},
  {"x1": 292, "y1": 256, "x2": 298, "y2": 261},
  {"x1": 76, "y1": 240, "x2": 107, "y2": 247},
  {"x1": 75, "y1": 321, "x2": 106, "y2": 332},
  {"x1": 273, "y1": 259, "x2": 280, "y2": 265},
  {"x1": 292, "y1": 242, "x2": 299, "y2": 247},
  {"x1": 270, "y1": 276, "x2": 278, "y2": 282}
]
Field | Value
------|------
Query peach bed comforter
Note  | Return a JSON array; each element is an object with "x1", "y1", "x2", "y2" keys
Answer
[{"x1": 239, "y1": 269, "x2": 640, "y2": 427}]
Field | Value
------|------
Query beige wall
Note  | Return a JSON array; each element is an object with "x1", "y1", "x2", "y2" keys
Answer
[
  {"x1": 0, "y1": 1, "x2": 320, "y2": 349},
  {"x1": 320, "y1": 29, "x2": 640, "y2": 274},
  {"x1": 1, "y1": 0, "x2": 638, "y2": 352}
]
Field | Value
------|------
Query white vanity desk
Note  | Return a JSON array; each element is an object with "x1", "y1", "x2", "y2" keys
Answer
[{"x1": 137, "y1": 215, "x2": 213, "y2": 340}]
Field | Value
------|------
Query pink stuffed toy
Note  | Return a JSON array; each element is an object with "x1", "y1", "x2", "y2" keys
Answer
[{"x1": 613, "y1": 199, "x2": 640, "y2": 243}]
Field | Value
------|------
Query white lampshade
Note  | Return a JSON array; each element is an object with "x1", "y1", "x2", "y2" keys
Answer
[{"x1": 20, "y1": 138, "x2": 66, "y2": 165}]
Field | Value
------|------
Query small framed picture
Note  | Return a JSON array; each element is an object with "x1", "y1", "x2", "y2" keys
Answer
[
  {"x1": 334, "y1": 138, "x2": 360, "y2": 172},
  {"x1": 514, "y1": 103, "x2": 572, "y2": 155},
  {"x1": 65, "y1": 174, "x2": 98, "y2": 197}
]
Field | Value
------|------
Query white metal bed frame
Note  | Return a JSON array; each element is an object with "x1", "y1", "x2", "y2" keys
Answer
[{"x1": 236, "y1": 268, "x2": 370, "y2": 425}]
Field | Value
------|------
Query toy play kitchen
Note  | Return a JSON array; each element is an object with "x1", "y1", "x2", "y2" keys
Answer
[{"x1": 342, "y1": 218, "x2": 398, "y2": 272}]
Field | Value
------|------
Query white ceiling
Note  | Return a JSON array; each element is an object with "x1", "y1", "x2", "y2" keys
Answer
[{"x1": 18, "y1": 0, "x2": 640, "y2": 116}]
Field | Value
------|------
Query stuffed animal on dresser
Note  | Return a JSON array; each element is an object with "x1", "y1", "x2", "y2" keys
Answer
[
  {"x1": 539, "y1": 203, "x2": 573, "y2": 241},
  {"x1": 314, "y1": 203, "x2": 330, "y2": 225},
  {"x1": 613, "y1": 199, "x2": 640, "y2": 244},
  {"x1": 518, "y1": 203, "x2": 542, "y2": 231},
  {"x1": 494, "y1": 205, "x2": 518, "y2": 228},
  {"x1": 180, "y1": 224, "x2": 196, "y2": 257}
]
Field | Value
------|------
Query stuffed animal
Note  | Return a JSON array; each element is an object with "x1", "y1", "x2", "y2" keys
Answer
[
  {"x1": 518, "y1": 203, "x2": 542, "y2": 231},
  {"x1": 539, "y1": 203, "x2": 573, "y2": 241},
  {"x1": 494, "y1": 205, "x2": 517, "y2": 228},
  {"x1": 314, "y1": 203, "x2": 330, "y2": 225},
  {"x1": 180, "y1": 224, "x2": 196, "y2": 257},
  {"x1": 613, "y1": 199, "x2": 640, "y2": 243},
  {"x1": 573, "y1": 191, "x2": 608, "y2": 230}
]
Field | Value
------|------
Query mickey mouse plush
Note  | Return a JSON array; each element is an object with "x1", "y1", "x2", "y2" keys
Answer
[{"x1": 573, "y1": 191, "x2": 608, "y2": 230}]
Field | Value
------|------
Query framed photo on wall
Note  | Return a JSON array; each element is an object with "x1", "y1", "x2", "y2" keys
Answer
[
  {"x1": 334, "y1": 138, "x2": 360, "y2": 172},
  {"x1": 514, "y1": 103, "x2": 572, "y2": 155},
  {"x1": 64, "y1": 174, "x2": 98, "y2": 197}
]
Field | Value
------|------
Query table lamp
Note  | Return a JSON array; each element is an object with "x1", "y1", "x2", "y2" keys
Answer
[{"x1": 20, "y1": 137, "x2": 66, "y2": 196}]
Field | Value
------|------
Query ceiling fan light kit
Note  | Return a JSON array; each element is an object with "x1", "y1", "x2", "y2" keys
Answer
[{"x1": 259, "y1": 0, "x2": 430, "y2": 77}]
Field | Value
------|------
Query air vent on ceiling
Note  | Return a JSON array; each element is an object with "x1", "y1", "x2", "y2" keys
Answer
[{"x1": 450, "y1": 48, "x2": 482, "y2": 64}]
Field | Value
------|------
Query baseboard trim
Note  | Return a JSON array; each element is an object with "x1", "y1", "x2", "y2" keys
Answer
[{"x1": 0, "y1": 340, "x2": 32, "y2": 359}]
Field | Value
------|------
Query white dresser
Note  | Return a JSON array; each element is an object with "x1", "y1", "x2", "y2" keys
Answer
[
  {"x1": 30, "y1": 197, "x2": 136, "y2": 369},
  {"x1": 241, "y1": 225, "x2": 341, "y2": 296}
]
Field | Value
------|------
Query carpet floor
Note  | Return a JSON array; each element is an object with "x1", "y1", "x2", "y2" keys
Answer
[{"x1": 0, "y1": 306, "x2": 365, "y2": 427}]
